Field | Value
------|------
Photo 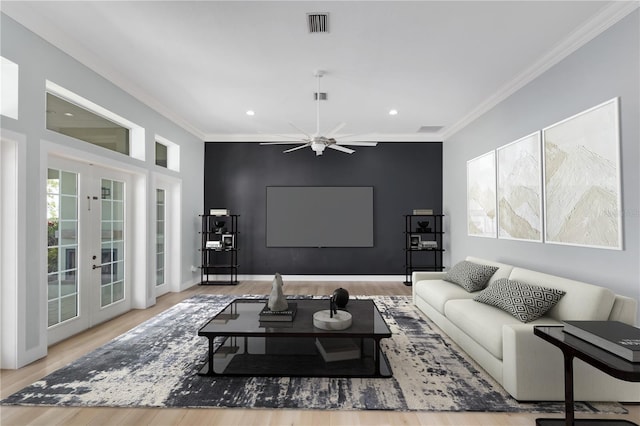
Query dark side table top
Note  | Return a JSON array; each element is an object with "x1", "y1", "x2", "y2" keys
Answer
[{"x1": 534, "y1": 325, "x2": 640, "y2": 382}]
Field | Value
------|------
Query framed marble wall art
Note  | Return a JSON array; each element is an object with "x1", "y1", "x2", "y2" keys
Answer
[
  {"x1": 497, "y1": 132, "x2": 542, "y2": 242},
  {"x1": 467, "y1": 151, "x2": 497, "y2": 238},
  {"x1": 542, "y1": 98, "x2": 622, "y2": 249}
]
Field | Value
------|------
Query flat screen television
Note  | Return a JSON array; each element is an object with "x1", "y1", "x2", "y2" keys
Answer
[{"x1": 266, "y1": 186, "x2": 373, "y2": 247}]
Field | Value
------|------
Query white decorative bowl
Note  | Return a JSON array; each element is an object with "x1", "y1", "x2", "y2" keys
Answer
[{"x1": 313, "y1": 310, "x2": 353, "y2": 330}]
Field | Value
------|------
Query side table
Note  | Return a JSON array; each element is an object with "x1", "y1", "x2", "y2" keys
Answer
[{"x1": 534, "y1": 325, "x2": 640, "y2": 426}]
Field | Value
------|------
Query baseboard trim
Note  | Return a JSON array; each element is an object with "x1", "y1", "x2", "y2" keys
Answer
[{"x1": 205, "y1": 274, "x2": 405, "y2": 282}]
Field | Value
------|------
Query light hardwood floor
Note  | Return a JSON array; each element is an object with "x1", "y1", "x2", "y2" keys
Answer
[{"x1": 2, "y1": 281, "x2": 638, "y2": 425}]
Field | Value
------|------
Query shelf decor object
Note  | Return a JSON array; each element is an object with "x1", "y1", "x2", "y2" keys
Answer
[
  {"x1": 332, "y1": 288, "x2": 349, "y2": 308},
  {"x1": 542, "y1": 98, "x2": 622, "y2": 250},
  {"x1": 259, "y1": 302, "x2": 297, "y2": 322},
  {"x1": 313, "y1": 309, "x2": 353, "y2": 331},
  {"x1": 267, "y1": 272, "x2": 288, "y2": 311},
  {"x1": 199, "y1": 213, "x2": 239, "y2": 285},
  {"x1": 315, "y1": 337, "x2": 361, "y2": 362}
]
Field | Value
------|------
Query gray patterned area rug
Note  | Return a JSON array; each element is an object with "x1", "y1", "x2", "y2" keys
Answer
[{"x1": 1, "y1": 295, "x2": 624, "y2": 414}]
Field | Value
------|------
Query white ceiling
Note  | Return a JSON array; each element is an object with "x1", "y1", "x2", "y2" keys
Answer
[{"x1": 2, "y1": 1, "x2": 636, "y2": 142}]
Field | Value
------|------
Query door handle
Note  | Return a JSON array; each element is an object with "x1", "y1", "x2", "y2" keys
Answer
[{"x1": 92, "y1": 264, "x2": 103, "y2": 270}]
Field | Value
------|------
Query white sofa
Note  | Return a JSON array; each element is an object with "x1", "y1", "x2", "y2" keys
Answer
[{"x1": 412, "y1": 256, "x2": 640, "y2": 402}]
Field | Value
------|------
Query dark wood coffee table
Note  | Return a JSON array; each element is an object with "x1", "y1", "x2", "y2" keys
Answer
[
  {"x1": 534, "y1": 325, "x2": 640, "y2": 426},
  {"x1": 198, "y1": 298, "x2": 393, "y2": 378}
]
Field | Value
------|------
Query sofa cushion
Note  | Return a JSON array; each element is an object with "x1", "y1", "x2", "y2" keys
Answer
[
  {"x1": 473, "y1": 278, "x2": 565, "y2": 323},
  {"x1": 414, "y1": 279, "x2": 477, "y2": 315},
  {"x1": 445, "y1": 299, "x2": 562, "y2": 360},
  {"x1": 465, "y1": 257, "x2": 514, "y2": 287},
  {"x1": 444, "y1": 299, "x2": 518, "y2": 359},
  {"x1": 508, "y1": 268, "x2": 616, "y2": 321},
  {"x1": 443, "y1": 260, "x2": 499, "y2": 292}
]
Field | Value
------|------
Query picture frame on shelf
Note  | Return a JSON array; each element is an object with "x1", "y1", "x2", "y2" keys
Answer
[
  {"x1": 410, "y1": 234, "x2": 421, "y2": 248},
  {"x1": 222, "y1": 234, "x2": 235, "y2": 249}
]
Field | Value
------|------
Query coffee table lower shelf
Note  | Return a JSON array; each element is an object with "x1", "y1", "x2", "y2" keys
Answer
[{"x1": 198, "y1": 351, "x2": 392, "y2": 378}]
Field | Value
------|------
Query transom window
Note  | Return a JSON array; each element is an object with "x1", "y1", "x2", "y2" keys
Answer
[
  {"x1": 46, "y1": 93, "x2": 130, "y2": 156},
  {"x1": 1, "y1": 56, "x2": 19, "y2": 120},
  {"x1": 155, "y1": 142, "x2": 168, "y2": 168},
  {"x1": 44, "y1": 81, "x2": 145, "y2": 161}
]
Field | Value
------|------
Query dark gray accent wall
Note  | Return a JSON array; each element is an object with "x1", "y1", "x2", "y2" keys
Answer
[
  {"x1": 443, "y1": 11, "x2": 639, "y2": 322},
  {"x1": 204, "y1": 142, "x2": 442, "y2": 274}
]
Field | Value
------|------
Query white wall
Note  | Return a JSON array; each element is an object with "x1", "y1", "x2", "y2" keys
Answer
[
  {"x1": 443, "y1": 11, "x2": 640, "y2": 323},
  {"x1": 0, "y1": 13, "x2": 204, "y2": 368}
]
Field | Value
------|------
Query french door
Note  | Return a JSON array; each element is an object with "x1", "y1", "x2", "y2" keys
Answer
[{"x1": 47, "y1": 157, "x2": 132, "y2": 345}]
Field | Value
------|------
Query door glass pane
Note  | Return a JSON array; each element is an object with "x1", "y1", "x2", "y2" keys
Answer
[
  {"x1": 100, "y1": 178, "x2": 125, "y2": 307},
  {"x1": 60, "y1": 295, "x2": 78, "y2": 322},
  {"x1": 47, "y1": 168, "x2": 79, "y2": 327},
  {"x1": 156, "y1": 189, "x2": 165, "y2": 286}
]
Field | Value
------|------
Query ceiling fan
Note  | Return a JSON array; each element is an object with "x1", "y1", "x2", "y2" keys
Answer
[{"x1": 260, "y1": 71, "x2": 378, "y2": 156}]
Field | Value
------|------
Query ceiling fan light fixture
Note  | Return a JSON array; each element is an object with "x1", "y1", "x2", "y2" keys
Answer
[{"x1": 311, "y1": 142, "x2": 325, "y2": 155}]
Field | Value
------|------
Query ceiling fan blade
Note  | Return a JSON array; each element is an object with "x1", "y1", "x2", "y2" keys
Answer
[
  {"x1": 258, "y1": 132, "x2": 309, "y2": 141},
  {"x1": 283, "y1": 143, "x2": 311, "y2": 153},
  {"x1": 260, "y1": 141, "x2": 306, "y2": 145},
  {"x1": 325, "y1": 122, "x2": 346, "y2": 138},
  {"x1": 335, "y1": 141, "x2": 378, "y2": 147},
  {"x1": 327, "y1": 144, "x2": 355, "y2": 154},
  {"x1": 288, "y1": 122, "x2": 313, "y2": 139}
]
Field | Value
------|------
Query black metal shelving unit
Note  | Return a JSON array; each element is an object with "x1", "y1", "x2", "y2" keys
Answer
[
  {"x1": 199, "y1": 214, "x2": 239, "y2": 285},
  {"x1": 404, "y1": 214, "x2": 445, "y2": 285}
]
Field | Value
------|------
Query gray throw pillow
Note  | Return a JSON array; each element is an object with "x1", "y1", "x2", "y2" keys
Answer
[
  {"x1": 473, "y1": 278, "x2": 566, "y2": 323},
  {"x1": 443, "y1": 261, "x2": 499, "y2": 292}
]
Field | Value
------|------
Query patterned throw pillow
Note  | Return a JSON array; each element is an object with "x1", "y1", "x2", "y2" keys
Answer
[
  {"x1": 473, "y1": 278, "x2": 566, "y2": 323},
  {"x1": 443, "y1": 261, "x2": 499, "y2": 292}
]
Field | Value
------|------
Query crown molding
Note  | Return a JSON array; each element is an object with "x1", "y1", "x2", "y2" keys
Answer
[
  {"x1": 204, "y1": 133, "x2": 443, "y2": 142},
  {"x1": 441, "y1": 1, "x2": 639, "y2": 141}
]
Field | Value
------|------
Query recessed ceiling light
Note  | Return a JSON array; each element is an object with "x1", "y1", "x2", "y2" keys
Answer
[
  {"x1": 246, "y1": 110, "x2": 255, "y2": 116},
  {"x1": 64, "y1": 112, "x2": 74, "y2": 117},
  {"x1": 389, "y1": 109, "x2": 398, "y2": 116}
]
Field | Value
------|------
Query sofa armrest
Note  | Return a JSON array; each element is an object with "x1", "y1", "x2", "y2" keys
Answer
[
  {"x1": 502, "y1": 323, "x2": 565, "y2": 401},
  {"x1": 412, "y1": 271, "x2": 448, "y2": 302},
  {"x1": 608, "y1": 295, "x2": 638, "y2": 325},
  {"x1": 412, "y1": 271, "x2": 447, "y2": 283},
  {"x1": 502, "y1": 323, "x2": 640, "y2": 402}
]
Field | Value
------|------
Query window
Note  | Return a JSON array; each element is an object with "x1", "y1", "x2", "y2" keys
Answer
[
  {"x1": 155, "y1": 142, "x2": 168, "y2": 168},
  {"x1": 46, "y1": 93, "x2": 130, "y2": 155},
  {"x1": 1, "y1": 57, "x2": 19, "y2": 120},
  {"x1": 45, "y1": 81, "x2": 145, "y2": 161},
  {"x1": 155, "y1": 135, "x2": 180, "y2": 172}
]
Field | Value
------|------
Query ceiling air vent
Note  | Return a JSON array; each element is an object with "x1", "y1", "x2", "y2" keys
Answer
[
  {"x1": 417, "y1": 126, "x2": 444, "y2": 133},
  {"x1": 307, "y1": 13, "x2": 329, "y2": 33},
  {"x1": 314, "y1": 92, "x2": 328, "y2": 100}
]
